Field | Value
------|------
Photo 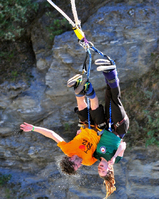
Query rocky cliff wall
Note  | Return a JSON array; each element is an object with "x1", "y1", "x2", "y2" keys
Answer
[
  {"x1": 0, "y1": 1, "x2": 159, "y2": 199},
  {"x1": 1, "y1": 0, "x2": 159, "y2": 133}
]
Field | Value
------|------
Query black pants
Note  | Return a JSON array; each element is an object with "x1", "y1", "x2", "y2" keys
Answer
[
  {"x1": 75, "y1": 104, "x2": 106, "y2": 129},
  {"x1": 105, "y1": 84, "x2": 129, "y2": 137},
  {"x1": 75, "y1": 84, "x2": 129, "y2": 137}
]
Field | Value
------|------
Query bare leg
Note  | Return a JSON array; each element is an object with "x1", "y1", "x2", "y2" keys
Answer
[
  {"x1": 75, "y1": 89, "x2": 105, "y2": 128},
  {"x1": 90, "y1": 95, "x2": 99, "y2": 110},
  {"x1": 76, "y1": 95, "x2": 99, "y2": 111},
  {"x1": 76, "y1": 96, "x2": 87, "y2": 111}
]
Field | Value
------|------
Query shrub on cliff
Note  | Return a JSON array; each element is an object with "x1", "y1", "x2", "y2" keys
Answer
[{"x1": 0, "y1": 0, "x2": 39, "y2": 41}]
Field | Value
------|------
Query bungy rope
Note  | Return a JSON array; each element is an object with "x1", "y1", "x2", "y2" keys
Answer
[
  {"x1": 47, "y1": 0, "x2": 85, "y2": 41},
  {"x1": 70, "y1": 0, "x2": 80, "y2": 27},
  {"x1": 46, "y1": 0, "x2": 112, "y2": 130},
  {"x1": 47, "y1": 0, "x2": 92, "y2": 128},
  {"x1": 70, "y1": 0, "x2": 85, "y2": 41},
  {"x1": 47, "y1": 0, "x2": 75, "y2": 27}
]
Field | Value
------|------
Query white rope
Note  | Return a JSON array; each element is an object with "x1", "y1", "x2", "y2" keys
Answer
[
  {"x1": 70, "y1": 0, "x2": 80, "y2": 27},
  {"x1": 47, "y1": 0, "x2": 75, "y2": 27}
]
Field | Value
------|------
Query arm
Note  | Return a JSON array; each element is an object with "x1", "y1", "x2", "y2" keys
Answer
[
  {"x1": 108, "y1": 141, "x2": 126, "y2": 165},
  {"x1": 20, "y1": 122, "x2": 64, "y2": 143},
  {"x1": 114, "y1": 141, "x2": 126, "y2": 157}
]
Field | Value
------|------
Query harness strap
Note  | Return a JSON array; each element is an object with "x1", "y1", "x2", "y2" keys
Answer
[
  {"x1": 114, "y1": 114, "x2": 128, "y2": 131},
  {"x1": 78, "y1": 123, "x2": 104, "y2": 133},
  {"x1": 86, "y1": 49, "x2": 92, "y2": 129},
  {"x1": 108, "y1": 101, "x2": 112, "y2": 132}
]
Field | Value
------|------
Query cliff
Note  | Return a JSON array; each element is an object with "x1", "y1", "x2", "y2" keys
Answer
[{"x1": 0, "y1": 0, "x2": 159, "y2": 198}]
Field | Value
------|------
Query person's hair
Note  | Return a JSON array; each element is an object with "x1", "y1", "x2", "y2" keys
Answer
[
  {"x1": 100, "y1": 165, "x2": 116, "y2": 199},
  {"x1": 60, "y1": 155, "x2": 77, "y2": 175}
]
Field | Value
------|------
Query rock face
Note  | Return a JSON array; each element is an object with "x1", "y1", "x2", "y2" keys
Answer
[
  {"x1": 1, "y1": 146, "x2": 159, "y2": 199},
  {"x1": 0, "y1": 1, "x2": 159, "y2": 199},
  {"x1": 1, "y1": 1, "x2": 159, "y2": 131}
]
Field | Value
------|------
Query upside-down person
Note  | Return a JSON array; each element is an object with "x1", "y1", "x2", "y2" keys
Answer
[
  {"x1": 96, "y1": 58, "x2": 129, "y2": 198},
  {"x1": 20, "y1": 56, "x2": 129, "y2": 198},
  {"x1": 20, "y1": 78, "x2": 106, "y2": 174},
  {"x1": 66, "y1": 56, "x2": 129, "y2": 198}
]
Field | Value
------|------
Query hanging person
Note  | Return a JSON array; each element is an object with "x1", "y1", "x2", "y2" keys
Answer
[
  {"x1": 20, "y1": 55, "x2": 129, "y2": 198},
  {"x1": 66, "y1": 56, "x2": 129, "y2": 198},
  {"x1": 19, "y1": 79, "x2": 106, "y2": 174},
  {"x1": 93, "y1": 57, "x2": 129, "y2": 198}
]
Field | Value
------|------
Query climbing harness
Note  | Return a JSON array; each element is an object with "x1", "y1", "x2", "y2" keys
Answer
[{"x1": 46, "y1": 0, "x2": 113, "y2": 130}]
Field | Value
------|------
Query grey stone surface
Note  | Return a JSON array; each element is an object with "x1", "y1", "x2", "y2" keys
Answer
[
  {"x1": 0, "y1": 146, "x2": 159, "y2": 199},
  {"x1": 0, "y1": 1, "x2": 159, "y2": 130},
  {"x1": 0, "y1": 1, "x2": 159, "y2": 198}
]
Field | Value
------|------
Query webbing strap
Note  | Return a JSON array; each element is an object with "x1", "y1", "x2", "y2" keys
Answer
[
  {"x1": 91, "y1": 46, "x2": 109, "y2": 59},
  {"x1": 82, "y1": 44, "x2": 113, "y2": 130},
  {"x1": 108, "y1": 101, "x2": 112, "y2": 132},
  {"x1": 86, "y1": 48, "x2": 92, "y2": 129},
  {"x1": 114, "y1": 115, "x2": 128, "y2": 131},
  {"x1": 87, "y1": 48, "x2": 91, "y2": 80},
  {"x1": 91, "y1": 45, "x2": 115, "y2": 65},
  {"x1": 91, "y1": 45, "x2": 113, "y2": 132}
]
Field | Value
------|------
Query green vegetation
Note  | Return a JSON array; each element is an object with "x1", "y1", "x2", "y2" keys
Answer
[
  {"x1": 0, "y1": 3, "x2": 71, "y2": 84},
  {"x1": 11, "y1": 70, "x2": 18, "y2": 81},
  {"x1": 46, "y1": 12, "x2": 71, "y2": 42},
  {"x1": 0, "y1": 173, "x2": 12, "y2": 186},
  {"x1": 0, "y1": 44, "x2": 34, "y2": 84},
  {"x1": 64, "y1": 123, "x2": 71, "y2": 131},
  {"x1": 0, "y1": 51, "x2": 14, "y2": 60},
  {"x1": 143, "y1": 106, "x2": 159, "y2": 147},
  {"x1": 0, "y1": 0, "x2": 39, "y2": 41},
  {"x1": 0, "y1": 173, "x2": 21, "y2": 199},
  {"x1": 123, "y1": 52, "x2": 159, "y2": 147},
  {"x1": 4, "y1": 188, "x2": 11, "y2": 199}
]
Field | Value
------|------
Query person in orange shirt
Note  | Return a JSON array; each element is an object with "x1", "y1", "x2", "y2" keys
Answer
[
  {"x1": 72, "y1": 58, "x2": 129, "y2": 198},
  {"x1": 20, "y1": 56, "x2": 129, "y2": 198},
  {"x1": 20, "y1": 78, "x2": 106, "y2": 175}
]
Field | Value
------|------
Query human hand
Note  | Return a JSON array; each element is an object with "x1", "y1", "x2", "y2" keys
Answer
[
  {"x1": 76, "y1": 129, "x2": 82, "y2": 135},
  {"x1": 108, "y1": 156, "x2": 116, "y2": 165},
  {"x1": 20, "y1": 122, "x2": 33, "y2": 132}
]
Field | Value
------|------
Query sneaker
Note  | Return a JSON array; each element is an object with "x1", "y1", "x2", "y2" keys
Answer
[
  {"x1": 95, "y1": 59, "x2": 116, "y2": 72},
  {"x1": 74, "y1": 78, "x2": 88, "y2": 95},
  {"x1": 67, "y1": 74, "x2": 82, "y2": 88}
]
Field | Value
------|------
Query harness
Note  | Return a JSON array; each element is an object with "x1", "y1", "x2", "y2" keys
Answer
[{"x1": 78, "y1": 122, "x2": 104, "y2": 136}]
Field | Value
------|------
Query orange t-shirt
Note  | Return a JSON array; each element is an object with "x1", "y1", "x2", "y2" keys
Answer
[{"x1": 57, "y1": 127, "x2": 100, "y2": 166}]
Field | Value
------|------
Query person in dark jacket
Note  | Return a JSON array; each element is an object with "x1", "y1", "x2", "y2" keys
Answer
[{"x1": 70, "y1": 56, "x2": 129, "y2": 198}]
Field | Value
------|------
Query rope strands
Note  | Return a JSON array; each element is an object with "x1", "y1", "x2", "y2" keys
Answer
[
  {"x1": 70, "y1": 0, "x2": 85, "y2": 40},
  {"x1": 70, "y1": 0, "x2": 80, "y2": 27},
  {"x1": 47, "y1": 0, "x2": 85, "y2": 40},
  {"x1": 47, "y1": 0, "x2": 75, "y2": 27}
]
